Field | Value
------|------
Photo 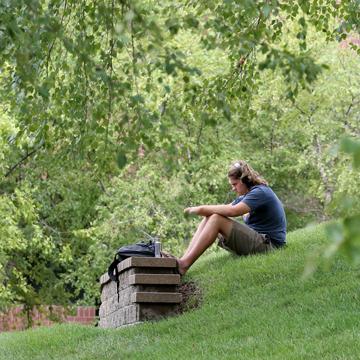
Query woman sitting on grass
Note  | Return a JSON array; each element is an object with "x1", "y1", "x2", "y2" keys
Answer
[{"x1": 177, "y1": 160, "x2": 287, "y2": 275}]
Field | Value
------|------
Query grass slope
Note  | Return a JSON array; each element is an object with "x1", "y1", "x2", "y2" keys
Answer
[{"x1": 1, "y1": 223, "x2": 360, "y2": 360}]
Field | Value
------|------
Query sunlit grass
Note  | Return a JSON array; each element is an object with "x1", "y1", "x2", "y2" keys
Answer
[{"x1": 1, "y1": 223, "x2": 360, "y2": 360}]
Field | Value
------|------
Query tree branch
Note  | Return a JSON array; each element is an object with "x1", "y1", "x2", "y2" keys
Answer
[{"x1": 5, "y1": 147, "x2": 40, "y2": 178}]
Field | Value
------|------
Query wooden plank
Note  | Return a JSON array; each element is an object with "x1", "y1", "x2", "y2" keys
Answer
[
  {"x1": 128, "y1": 274, "x2": 181, "y2": 285},
  {"x1": 132, "y1": 292, "x2": 182, "y2": 304}
]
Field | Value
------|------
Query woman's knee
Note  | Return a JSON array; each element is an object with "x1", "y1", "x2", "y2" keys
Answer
[
  {"x1": 207, "y1": 214, "x2": 233, "y2": 236},
  {"x1": 207, "y1": 214, "x2": 230, "y2": 227},
  {"x1": 207, "y1": 213, "x2": 223, "y2": 222}
]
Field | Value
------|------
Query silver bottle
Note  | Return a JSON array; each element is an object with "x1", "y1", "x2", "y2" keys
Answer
[{"x1": 154, "y1": 241, "x2": 162, "y2": 257}]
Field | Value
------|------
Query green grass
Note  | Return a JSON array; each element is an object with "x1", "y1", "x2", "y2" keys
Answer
[{"x1": 1, "y1": 223, "x2": 360, "y2": 360}]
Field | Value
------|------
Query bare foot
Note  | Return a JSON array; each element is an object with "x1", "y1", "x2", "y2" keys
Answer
[
  {"x1": 161, "y1": 252, "x2": 189, "y2": 275},
  {"x1": 177, "y1": 259, "x2": 189, "y2": 276}
]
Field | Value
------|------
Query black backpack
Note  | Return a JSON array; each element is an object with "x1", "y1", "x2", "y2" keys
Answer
[{"x1": 107, "y1": 240, "x2": 156, "y2": 282}]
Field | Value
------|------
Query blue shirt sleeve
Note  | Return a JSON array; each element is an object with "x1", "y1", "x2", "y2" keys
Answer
[
  {"x1": 231, "y1": 195, "x2": 244, "y2": 206},
  {"x1": 241, "y1": 187, "x2": 268, "y2": 211}
]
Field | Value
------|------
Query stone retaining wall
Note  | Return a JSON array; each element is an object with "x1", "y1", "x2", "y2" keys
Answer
[{"x1": 99, "y1": 257, "x2": 182, "y2": 328}]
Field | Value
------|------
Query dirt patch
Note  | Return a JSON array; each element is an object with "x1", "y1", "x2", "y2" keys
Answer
[{"x1": 176, "y1": 280, "x2": 203, "y2": 314}]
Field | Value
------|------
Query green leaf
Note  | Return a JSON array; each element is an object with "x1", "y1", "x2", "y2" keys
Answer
[
  {"x1": 165, "y1": 18, "x2": 180, "y2": 35},
  {"x1": 38, "y1": 85, "x2": 49, "y2": 99},
  {"x1": 184, "y1": 15, "x2": 199, "y2": 28},
  {"x1": 298, "y1": 17, "x2": 306, "y2": 27},
  {"x1": 341, "y1": 137, "x2": 360, "y2": 168},
  {"x1": 116, "y1": 152, "x2": 127, "y2": 169},
  {"x1": 262, "y1": 4, "x2": 271, "y2": 18},
  {"x1": 327, "y1": 223, "x2": 344, "y2": 246},
  {"x1": 344, "y1": 215, "x2": 360, "y2": 263},
  {"x1": 165, "y1": 63, "x2": 175, "y2": 75}
]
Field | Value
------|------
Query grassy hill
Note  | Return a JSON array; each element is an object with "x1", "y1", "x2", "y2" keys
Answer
[{"x1": 1, "y1": 223, "x2": 360, "y2": 360}]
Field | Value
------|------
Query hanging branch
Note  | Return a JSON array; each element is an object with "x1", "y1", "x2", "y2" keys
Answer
[
  {"x1": 104, "y1": 0, "x2": 115, "y2": 155},
  {"x1": 131, "y1": 23, "x2": 139, "y2": 96},
  {"x1": 4, "y1": 146, "x2": 43, "y2": 178},
  {"x1": 295, "y1": 103, "x2": 334, "y2": 207},
  {"x1": 221, "y1": 12, "x2": 263, "y2": 91},
  {"x1": 129, "y1": 9, "x2": 143, "y2": 134},
  {"x1": 45, "y1": 0, "x2": 68, "y2": 77},
  {"x1": 78, "y1": 0, "x2": 90, "y2": 156}
]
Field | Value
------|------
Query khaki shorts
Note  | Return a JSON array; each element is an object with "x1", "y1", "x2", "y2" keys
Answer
[{"x1": 218, "y1": 220, "x2": 274, "y2": 256}]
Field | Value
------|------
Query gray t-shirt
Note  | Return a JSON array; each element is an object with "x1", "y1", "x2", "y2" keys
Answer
[{"x1": 232, "y1": 185, "x2": 286, "y2": 246}]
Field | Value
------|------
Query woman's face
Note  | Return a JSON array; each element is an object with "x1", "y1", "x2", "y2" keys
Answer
[{"x1": 228, "y1": 177, "x2": 249, "y2": 196}]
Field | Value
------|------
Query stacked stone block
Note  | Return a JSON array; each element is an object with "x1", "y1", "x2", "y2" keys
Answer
[{"x1": 99, "y1": 257, "x2": 182, "y2": 328}]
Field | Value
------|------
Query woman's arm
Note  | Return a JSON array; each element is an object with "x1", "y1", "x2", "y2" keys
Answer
[{"x1": 185, "y1": 201, "x2": 250, "y2": 218}]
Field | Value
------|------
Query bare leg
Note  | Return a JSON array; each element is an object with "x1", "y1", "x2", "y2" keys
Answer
[
  {"x1": 183, "y1": 217, "x2": 209, "y2": 258},
  {"x1": 178, "y1": 214, "x2": 233, "y2": 275}
]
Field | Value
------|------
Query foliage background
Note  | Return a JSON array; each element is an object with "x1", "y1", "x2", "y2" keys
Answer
[{"x1": 0, "y1": 0, "x2": 359, "y2": 312}]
